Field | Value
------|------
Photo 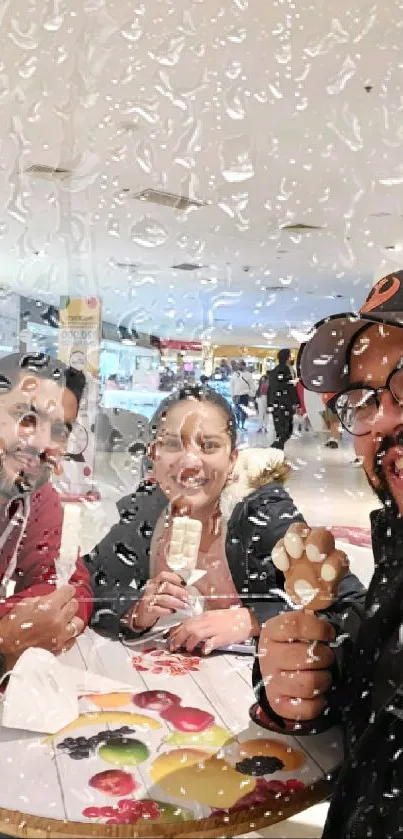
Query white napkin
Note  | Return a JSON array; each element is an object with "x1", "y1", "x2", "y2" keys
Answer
[{"x1": 0, "y1": 648, "x2": 134, "y2": 735}]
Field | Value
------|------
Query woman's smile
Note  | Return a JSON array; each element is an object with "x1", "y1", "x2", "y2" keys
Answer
[{"x1": 173, "y1": 467, "x2": 211, "y2": 492}]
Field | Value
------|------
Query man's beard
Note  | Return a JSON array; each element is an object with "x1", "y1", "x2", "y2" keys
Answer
[
  {"x1": 0, "y1": 447, "x2": 51, "y2": 501},
  {"x1": 366, "y1": 430, "x2": 403, "y2": 518}
]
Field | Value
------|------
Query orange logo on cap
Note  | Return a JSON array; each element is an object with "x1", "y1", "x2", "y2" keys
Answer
[
  {"x1": 322, "y1": 392, "x2": 336, "y2": 405},
  {"x1": 360, "y1": 275, "x2": 400, "y2": 314}
]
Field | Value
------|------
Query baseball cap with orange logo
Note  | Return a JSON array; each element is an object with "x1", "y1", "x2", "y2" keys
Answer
[{"x1": 297, "y1": 270, "x2": 403, "y2": 395}]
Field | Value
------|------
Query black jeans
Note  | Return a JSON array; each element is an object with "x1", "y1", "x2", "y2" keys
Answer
[
  {"x1": 272, "y1": 407, "x2": 293, "y2": 449},
  {"x1": 234, "y1": 394, "x2": 249, "y2": 429}
]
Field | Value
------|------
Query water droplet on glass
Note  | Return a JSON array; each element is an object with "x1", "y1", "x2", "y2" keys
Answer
[
  {"x1": 43, "y1": 13, "x2": 64, "y2": 32},
  {"x1": 134, "y1": 139, "x2": 154, "y2": 174},
  {"x1": 219, "y1": 135, "x2": 254, "y2": 182},
  {"x1": 227, "y1": 27, "x2": 247, "y2": 44},
  {"x1": 304, "y1": 18, "x2": 348, "y2": 57},
  {"x1": 18, "y1": 56, "x2": 37, "y2": 80},
  {"x1": 148, "y1": 35, "x2": 185, "y2": 67},
  {"x1": 170, "y1": 116, "x2": 200, "y2": 168},
  {"x1": 224, "y1": 85, "x2": 245, "y2": 121},
  {"x1": 107, "y1": 219, "x2": 120, "y2": 238},
  {"x1": 125, "y1": 99, "x2": 159, "y2": 125},
  {"x1": 121, "y1": 19, "x2": 143, "y2": 43},
  {"x1": 131, "y1": 219, "x2": 168, "y2": 248},
  {"x1": 327, "y1": 103, "x2": 363, "y2": 152},
  {"x1": 352, "y1": 8, "x2": 377, "y2": 43},
  {"x1": 8, "y1": 20, "x2": 38, "y2": 51},
  {"x1": 326, "y1": 56, "x2": 357, "y2": 95},
  {"x1": 225, "y1": 61, "x2": 243, "y2": 81}
]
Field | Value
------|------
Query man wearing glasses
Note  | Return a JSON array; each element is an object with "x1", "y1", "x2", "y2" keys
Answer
[{"x1": 254, "y1": 271, "x2": 403, "y2": 838}]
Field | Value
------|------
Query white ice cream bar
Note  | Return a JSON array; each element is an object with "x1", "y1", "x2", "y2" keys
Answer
[
  {"x1": 167, "y1": 516, "x2": 202, "y2": 573},
  {"x1": 56, "y1": 504, "x2": 81, "y2": 588}
]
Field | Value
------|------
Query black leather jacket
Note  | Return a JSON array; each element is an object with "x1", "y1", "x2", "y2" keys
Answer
[
  {"x1": 85, "y1": 478, "x2": 365, "y2": 642},
  {"x1": 254, "y1": 506, "x2": 403, "y2": 839}
]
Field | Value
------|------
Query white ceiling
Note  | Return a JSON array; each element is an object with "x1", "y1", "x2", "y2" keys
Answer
[{"x1": 0, "y1": 0, "x2": 403, "y2": 345}]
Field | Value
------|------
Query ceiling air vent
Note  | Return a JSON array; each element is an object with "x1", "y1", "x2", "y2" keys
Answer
[
  {"x1": 115, "y1": 261, "x2": 162, "y2": 274},
  {"x1": 132, "y1": 188, "x2": 207, "y2": 211},
  {"x1": 116, "y1": 262, "x2": 140, "y2": 271},
  {"x1": 25, "y1": 165, "x2": 71, "y2": 180},
  {"x1": 281, "y1": 222, "x2": 323, "y2": 233},
  {"x1": 281, "y1": 223, "x2": 323, "y2": 231},
  {"x1": 172, "y1": 263, "x2": 203, "y2": 271}
]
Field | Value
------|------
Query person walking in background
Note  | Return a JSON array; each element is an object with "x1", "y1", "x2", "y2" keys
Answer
[
  {"x1": 256, "y1": 371, "x2": 270, "y2": 433},
  {"x1": 268, "y1": 349, "x2": 298, "y2": 450},
  {"x1": 295, "y1": 378, "x2": 310, "y2": 433},
  {"x1": 230, "y1": 360, "x2": 255, "y2": 430},
  {"x1": 323, "y1": 404, "x2": 342, "y2": 449},
  {"x1": 105, "y1": 373, "x2": 119, "y2": 390}
]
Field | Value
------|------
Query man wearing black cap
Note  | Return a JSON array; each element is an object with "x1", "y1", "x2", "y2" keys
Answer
[{"x1": 254, "y1": 271, "x2": 403, "y2": 838}]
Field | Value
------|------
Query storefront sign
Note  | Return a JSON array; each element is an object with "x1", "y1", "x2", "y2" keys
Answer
[{"x1": 159, "y1": 339, "x2": 202, "y2": 352}]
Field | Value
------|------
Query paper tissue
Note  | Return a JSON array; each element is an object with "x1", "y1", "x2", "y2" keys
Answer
[{"x1": 0, "y1": 648, "x2": 133, "y2": 734}]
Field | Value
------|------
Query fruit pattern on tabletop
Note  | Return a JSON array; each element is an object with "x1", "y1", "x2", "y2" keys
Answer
[
  {"x1": 131, "y1": 645, "x2": 201, "y2": 676},
  {"x1": 47, "y1": 689, "x2": 307, "y2": 827}
]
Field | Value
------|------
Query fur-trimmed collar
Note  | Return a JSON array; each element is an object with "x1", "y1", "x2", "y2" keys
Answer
[{"x1": 220, "y1": 447, "x2": 290, "y2": 521}]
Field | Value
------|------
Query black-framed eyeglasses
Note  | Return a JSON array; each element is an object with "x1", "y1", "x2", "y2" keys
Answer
[{"x1": 328, "y1": 362, "x2": 403, "y2": 437}]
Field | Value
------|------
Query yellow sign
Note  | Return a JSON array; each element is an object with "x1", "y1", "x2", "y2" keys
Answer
[
  {"x1": 57, "y1": 297, "x2": 101, "y2": 497},
  {"x1": 58, "y1": 296, "x2": 101, "y2": 376}
]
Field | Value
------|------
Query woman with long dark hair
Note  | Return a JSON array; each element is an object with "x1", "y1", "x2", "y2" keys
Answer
[{"x1": 86, "y1": 386, "x2": 363, "y2": 654}]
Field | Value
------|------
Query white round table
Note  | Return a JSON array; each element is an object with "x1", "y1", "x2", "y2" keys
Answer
[{"x1": 0, "y1": 629, "x2": 343, "y2": 838}]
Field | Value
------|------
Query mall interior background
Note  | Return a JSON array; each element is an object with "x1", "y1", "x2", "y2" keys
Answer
[
  {"x1": 0, "y1": 0, "x2": 394, "y2": 622},
  {"x1": 1, "y1": 2, "x2": 402, "y2": 834}
]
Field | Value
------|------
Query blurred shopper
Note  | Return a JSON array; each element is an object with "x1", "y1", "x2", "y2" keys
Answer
[
  {"x1": 230, "y1": 361, "x2": 255, "y2": 430},
  {"x1": 295, "y1": 378, "x2": 310, "y2": 433},
  {"x1": 256, "y1": 371, "x2": 270, "y2": 433},
  {"x1": 268, "y1": 349, "x2": 298, "y2": 450},
  {"x1": 323, "y1": 404, "x2": 342, "y2": 449}
]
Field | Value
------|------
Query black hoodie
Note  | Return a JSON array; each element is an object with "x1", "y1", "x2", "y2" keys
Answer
[{"x1": 253, "y1": 506, "x2": 403, "y2": 839}]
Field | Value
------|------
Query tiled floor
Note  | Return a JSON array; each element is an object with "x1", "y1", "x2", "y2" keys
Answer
[
  {"x1": 77, "y1": 420, "x2": 376, "y2": 839},
  {"x1": 245, "y1": 802, "x2": 328, "y2": 838}
]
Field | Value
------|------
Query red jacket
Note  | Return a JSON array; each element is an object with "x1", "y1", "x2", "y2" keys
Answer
[
  {"x1": 296, "y1": 380, "x2": 307, "y2": 415},
  {"x1": 0, "y1": 481, "x2": 92, "y2": 625}
]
